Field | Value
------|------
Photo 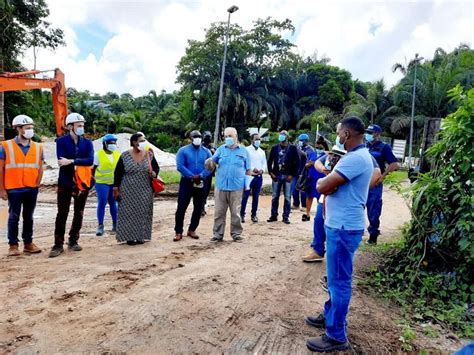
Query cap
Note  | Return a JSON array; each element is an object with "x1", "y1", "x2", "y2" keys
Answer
[
  {"x1": 330, "y1": 145, "x2": 347, "y2": 156},
  {"x1": 103, "y1": 134, "x2": 117, "y2": 143},
  {"x1": 298, "y1": 133, "x2": 310, "y2": 141},
  {"x1": 366, "y1": 124, "x2": 382, "y2": 133}
]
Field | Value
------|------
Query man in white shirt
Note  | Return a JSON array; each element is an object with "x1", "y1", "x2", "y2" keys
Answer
[{"x1": 240, "y1": 133, "x2": 267, "y2": 223}]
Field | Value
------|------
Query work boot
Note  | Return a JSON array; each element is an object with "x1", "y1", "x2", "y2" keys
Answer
[
  {"x1": 282, "y1": 218, "x2": 290, "y2": 225},
  {"x1": 8, "y1": 245, "x2": 21, "y2": 257},
  {"x1": 305, "y1": 313, "x2": 326, "y2": 328},
  {"x1": 232, "y1": 236, "x2": 244, "y2": 242},
  {"x1": 49, "y1": 246, "x2": 64, "y2": 258},
  {"x1": 96, "y1": 224, "x2": 105, "y2": 236},
  {"x1": 267, "y1": 216, "x2": 278, "y2": 223},
  {"x1": 23, "y1": 242, "x2": 41, "y2": 254},
  {"x1": 173, "y1": 233, "x2": 183, "y2": 242},
  {"x1": 302, "y1": 214, "x2": 311, "y2": 222},
  {"x1": 68, "y1": 243, "x2": 82, "y2": 252},
  {"x1": 302, "y1": 250, "x2": 324, "y2": 263},
  {"x1": 306, "y1": 335, "x2": 349, "y2": 352}
]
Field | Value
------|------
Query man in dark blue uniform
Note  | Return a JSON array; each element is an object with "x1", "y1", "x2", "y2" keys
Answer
[{"x1": 365, "y1": 124, "x2": 399, "y2": 244}]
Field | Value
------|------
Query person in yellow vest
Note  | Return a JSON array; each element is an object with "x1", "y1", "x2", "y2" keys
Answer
[
  {"x1": 93, "y1": 134, "x2": 120, "y2": 236},
  {"x1": 0, "y1": 115, "x2": 43, "y2": 256}
]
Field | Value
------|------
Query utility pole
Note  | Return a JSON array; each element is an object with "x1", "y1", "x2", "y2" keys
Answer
[
  {"x1": 213, "y1": 5, "x2": 239, "y2": 147},
  {"x1": 408, "y1": 54, "x2": 424, "y2": 169}
]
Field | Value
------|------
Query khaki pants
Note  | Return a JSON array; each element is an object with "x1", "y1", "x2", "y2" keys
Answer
[{"x1": 213, "y1": 188, "x2": 243, "y2": 240}]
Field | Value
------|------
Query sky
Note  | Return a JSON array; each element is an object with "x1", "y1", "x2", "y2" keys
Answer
[{"x1": 21, "y1": 0, "x2": 474, "y2": 96}]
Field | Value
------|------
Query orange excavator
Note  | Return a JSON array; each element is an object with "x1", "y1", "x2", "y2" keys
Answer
[{"x1": 0, "y1": 68, "x2": 68, "y2": 136}]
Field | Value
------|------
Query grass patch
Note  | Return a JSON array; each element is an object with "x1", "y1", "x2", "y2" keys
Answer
[
  {"x1": 384, "y1": 170, "x2": 408, "y2": 186},
  {"x1": 160, "y1": 171, "x2": 181, "y2": 185}
]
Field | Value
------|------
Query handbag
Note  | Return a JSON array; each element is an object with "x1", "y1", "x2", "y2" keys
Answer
[
  {"x1": 147, "y1": 151, "x2": 165, "y2": 194},
  {"x1": 296, "y1": 168, "x2": 309, "y2": 192}
]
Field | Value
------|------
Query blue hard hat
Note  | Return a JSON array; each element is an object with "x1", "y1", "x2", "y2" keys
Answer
[
  {"x1": 366, "y1": 124, "x2": 382, "y2": 133},
  {"x1": 298, "y1": 133, "x2": 310, "y2": 141},
  {"x1": 103, "y1": 134, "x2": 117, "y2": 143}
]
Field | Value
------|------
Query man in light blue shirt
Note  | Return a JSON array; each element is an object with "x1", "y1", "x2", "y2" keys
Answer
[
  {"x1": 207, "y1": 127, "x2": 251, "y2": 242},
  {"x1": 173, "y1": 130, "x2": 212, "y2": 242},
  {"x1": 305, "y1": 117, "x2": 374, "y2": 353}
]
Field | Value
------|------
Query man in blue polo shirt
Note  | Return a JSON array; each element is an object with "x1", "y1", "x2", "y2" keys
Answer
[
  {"x1": 365, "y1": 124, "x2": 399, "y2": 244},
  {"x1": 173, "y1": 130, "x2": 212, "y2": 242},
  {"x1": 305, "y1": 117, "x2": 374, "y2": 353},
  {"x1": 207, "y1": 127, "x2": 251, "y2": 242}
]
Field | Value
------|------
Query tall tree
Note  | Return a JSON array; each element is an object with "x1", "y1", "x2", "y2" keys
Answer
[{"x1": 0, "y1": 0, "x2": 64, "y2": 139}]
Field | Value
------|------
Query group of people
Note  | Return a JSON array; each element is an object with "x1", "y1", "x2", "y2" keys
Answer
[{"x1": 1, "y1": 112, "x2": 399, "y2": 352}]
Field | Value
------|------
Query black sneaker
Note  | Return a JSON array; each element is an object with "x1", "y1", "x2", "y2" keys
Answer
[
  {"x1": 96, "y1": 224, "x2": 105, "y2": 236},
  {"x1": 320, "y1": 275, "x2": 328, "y2": 292},
  {"x1": 68, "y1": 243, "x2": 82, "y2": 252},
  {"x1": 305, "y1": 313, "x2": 326, "y2": 328},
  {"x1": 210, "y1": 236, "x2": 223, "y2": 242},
  {"x1": 306, "y1": 334, "x2": 349, "y2": 352},
  {"x1": 126, "y1": 240, "x2": 137, "y2": 246},
  {"x1": 251, "y1": 216, "x2": 258, "y2": 223},
  {"x1": 48, "y1": 246, "x2": 64, "y2": 258},
  {"x1": 302, "y1": 214, "x2": 311, "y2": 222},
  {"x1": 283, "y1": 218, "x2": 290, "y2": 224},
  {"x1": 233, "y1": 236, "x2": 244, "y2": 242},
  {"x1": 241, "y1": 216, "x2": 245, "y2": 223},
  {"x1": 366, "y1": 239, "x2": 377, "y2": 245},
  {"x1": 267, "y1": 216, "x2": 278, "y2": 222}
]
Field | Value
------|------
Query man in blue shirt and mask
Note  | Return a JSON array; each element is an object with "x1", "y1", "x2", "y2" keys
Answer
[
  {"x1": 49, "y1": 113, "x2": 94, "y2": 258},
  {"x1": 305, "y1": 117, "x2": 374, "y2": 353},
  {"x1": 365, "y1": 124, "x2": 399, "y2": 244},
  {"x1": 173, "y1": 130, "x2": 211, "y2": 242},
  {"x1": 206, "y1": 127, "x2": 252, "y2": 242}
]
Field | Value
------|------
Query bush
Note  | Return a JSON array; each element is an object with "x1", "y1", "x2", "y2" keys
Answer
[{"x1": 365, "y1": 85, "x2": 474, "y2": 337}]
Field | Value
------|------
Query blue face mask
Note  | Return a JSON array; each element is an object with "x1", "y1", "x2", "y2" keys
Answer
[
  {"x1": 365, "y1": 133, "x2": 374, "y2": 142},
  {"x1": 225, "y1": 137, "x2": 235, "y2": 146},
  {"x1": 315, "y1": 149, "x2": 323, "y2": 156},
  {"x1": 336, "y1": 136, "x2": 345, "y2": 150},
  {"x1": 75, "y1": 127, "x2": 85, "y2": 136},
  {"x1": 253, "y1": 140, "x2": 261, "y2": 148},
  {"x1": 278, "y1": 134, "x2": 286, "y2": 143}
]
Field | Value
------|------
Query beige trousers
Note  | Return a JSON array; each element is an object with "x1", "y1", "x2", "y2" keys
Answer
[{"x1": 213, "y1": 188, "x2": 243, "y2": 240}]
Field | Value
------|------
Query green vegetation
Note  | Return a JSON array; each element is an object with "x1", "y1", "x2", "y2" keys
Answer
[
  {"x1": 383, "y1": 170, "x2": 408, "y2": 186},
  {"x1": 362, "y1": 87, "x2": 474, "y2": 338},
  {"x1": 159, "y1": 171, "x2": 182, "y2": 185}
]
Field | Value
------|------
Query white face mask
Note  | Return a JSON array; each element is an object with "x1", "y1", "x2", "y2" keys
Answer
[
  {"x1": 192, "y1": 138, "x2": 202, "y2": 146},
  {"x1": 138, "y1": 142, "x2": 147, "y2": 151},
  {"x1": 23, "y1": 128, "x2": 34, "y2": 139},
  {"x1": 107, "y1": 144, "x2": 118, "y2": 151},
  {"x1": 75, "y1": 127, "x2": 85, "y2": 136}
]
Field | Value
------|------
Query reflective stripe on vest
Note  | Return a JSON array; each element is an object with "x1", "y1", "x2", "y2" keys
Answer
[
  {"x1": 2, "y1": 139, "x2": 42, "y2": 190},
  {"x1": 95, "y1": 149, "x2": 120, "y2": 184}
]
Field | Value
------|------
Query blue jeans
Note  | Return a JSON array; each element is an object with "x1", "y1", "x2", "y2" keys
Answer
[
  {"x1": 367, "y1": 184, "x2": 383, "y2": 239},
  {"x1": 324, "y1": 226, "x2": 363, "y2": 342},
  {"x1": 7, "y1": 189, "x2": 39, "y2": 245},
  {"x1": 95, "y1": 183, "x2": 117, "y2": 225},
  {"x1": 291, "y1": 177, "x2": 307, "y2": 208},
  {"x1": 310, "y1": 202, "x2": 326, "y2": 256},
  {"x1": 240, "y1": 175, "x2": 263, "y2": 218},
  {"x1": 270, "y1": 175, "x2": 292, "y2": 219}
]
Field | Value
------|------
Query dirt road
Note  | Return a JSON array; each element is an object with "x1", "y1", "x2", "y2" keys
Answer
[{"x1": 0, "y1": 186, "x2": 461, "y2": 353}]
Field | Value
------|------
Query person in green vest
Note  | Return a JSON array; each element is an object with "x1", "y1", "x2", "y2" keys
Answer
[{"x1": 93, "y1": 134, "x2": 120, "y2": 236}]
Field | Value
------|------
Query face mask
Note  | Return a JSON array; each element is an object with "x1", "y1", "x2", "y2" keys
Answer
[
  {"x1": 225, "y1": 137, "x2": 235, "y2": 146},
  {"x1": 192, "y1": 138, "x2": 202, "y2": 146},
  {"x1": 253, "y1": 140, "x2": 261, "y2": 148},
  {"x1": 365, "y1": 133, "x2": 374, "y2": 142},
  {"x1": 298, "y1": 141, "x2": 304, "y2": 148},
  {"x1": 23, "y1": 128, "x2": 34, "y2": 139},
  {"x1": 107, "y1": 144, "x2": 118, "y2": 151},
  {"x1": 203, "y1": 137, "x2": 211, "y2": 144},
  {"x1": 75, "y1": 127, "x2": 85, "y2": 136},
  {"x1": 315, "y1": 149, "x2": 323, "y2": 156},
  {"x1": 336, "y1": 136, "x2": 345, "y2": 150},
  {"x1": 278, "y1": 134, "x2": 286, "y2": 143},
  {"x1": 138, "y1": 142, "x2": 147, "y2": 151}
]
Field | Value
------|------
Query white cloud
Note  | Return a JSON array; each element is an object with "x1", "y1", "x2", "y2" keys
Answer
[{"x1": 21, "y1": 0, "x2": 474, "y2": 95}]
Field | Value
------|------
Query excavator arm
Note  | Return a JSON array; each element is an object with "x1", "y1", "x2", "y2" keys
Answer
[{"x1": 0, "y1": 69, "x2": 68, "y2": 136}]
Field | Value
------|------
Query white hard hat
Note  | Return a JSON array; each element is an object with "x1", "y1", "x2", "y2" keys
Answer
[
  {"x1": 65, "y1": 113, "x2": 85, "y2": 125},
  {"x1": 12, "y1": 114, "x2": 34, "y2": 127},
  {"x1": 331, "y1": 145, "x2": 347, "y2": 156}
]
